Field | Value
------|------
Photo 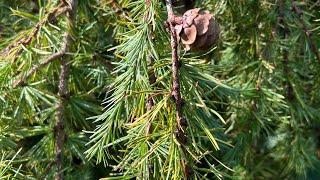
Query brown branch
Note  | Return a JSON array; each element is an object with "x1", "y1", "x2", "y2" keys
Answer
[
  {"x1": 165, "y1": 0, "x2": 183, "y2": 128},
  {"x1": 165, "y1": 0, "x2": 191, "y2": 179},
  {"x1": 54, "y1": 0, "x2": 76, "y2": 180},
  {"x1": 290, "y1": 0, "x2": 320, "y2": 62},
  {"x1": 13, "y1": 34, "x2": 69, "y2": 88},
  {"x1": 55, "y1": 53, "x2": 68, "y2": 180},
  {"x1": 54, "y1": 34, "x2": 71, "y2": 180},
  {"x1": 145, "y1": 55, "x2": 156, "y2": 136},
  {"x1": 0, "y1": 2, "x2": 69, "y2": 58}
]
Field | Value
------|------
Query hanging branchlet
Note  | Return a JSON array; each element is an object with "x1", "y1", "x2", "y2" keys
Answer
[
  {"x1": 146, "y1": 55, "x2": 156, "y2": 135},
  {"x1": 165, "y1": 0, "x2": 192, "y2": 179},
  {"x1": 290, "y1": 0, "x2": 320, "y2": 62},
  {"x1": 145, "y1": 0, "x2": 156, "y2": 136},
  {"x1": 55, "y1": 0, "x2": 76, "y2": 180}
]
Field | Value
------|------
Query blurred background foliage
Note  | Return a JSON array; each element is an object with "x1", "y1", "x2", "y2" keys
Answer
[{"x1": 0, "y1": 0, "x2": 319, "y2": 179}]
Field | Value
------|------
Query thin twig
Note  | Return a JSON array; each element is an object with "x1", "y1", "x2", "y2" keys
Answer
[
  {"x1": 13, "y1": 34, "x2": 69, "y2": 88},
  {"x1": 165, "y1": 0, "x2": 191, "y2": 179},
  {"x1": 165, "y1": 0, "x2": 183, "y2": 129},
  {"x1": 145, "y1": 55, "x2": 156, "y2": 136},
  {"x1": 54, "y1": 0, "x2": 76, "y2": 180},
  {"x1": 145, "y1": 0, "x2": 155, "y2": 176},
  {"x1": 0, "y1": 2, "x2": 69, "y2": 57},
  {"x1": 290, "y1": 0, "x2": 320, "y2": 62}
]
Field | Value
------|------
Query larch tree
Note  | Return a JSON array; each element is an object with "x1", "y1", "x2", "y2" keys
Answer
[{"x1": 0, "y1": 0, "x2": 320, "y2": 179}]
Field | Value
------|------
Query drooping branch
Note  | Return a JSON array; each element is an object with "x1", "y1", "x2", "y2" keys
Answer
[
  {"x1": 54, "y1": 0, "x2": 76, "y2": 179},
  {"x1": 165, "y1": 0, "x2": 184, "y2": 129},
  {"x1": 290, "y1": 0, "x2": 320, "y2": 62},
  {"x1": 165, "y1": 0, "x2": 191, "y2": 178},
  {"x1": 11, "y1": 1, "x2": 74, "y2": 88},
  {"x1": 145, "y1": 55, "x2": 156, "y2": 136}
]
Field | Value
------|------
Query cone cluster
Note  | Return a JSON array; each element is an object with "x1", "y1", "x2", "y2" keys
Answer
[{"x1": 174, "y1": 8, "x2": 220, "y2": 51}]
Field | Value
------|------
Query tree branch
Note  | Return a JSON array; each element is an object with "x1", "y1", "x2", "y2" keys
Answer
[
  {"x1": 54, "y1": 0, "x2": 76, "y2": 180},
  {"x1": 13, "y1": 34, "x2": 69, "y2": 88},
  {"x1": 145, "y1": 55, "x2": 156, "y2": 136},
  {"x1": 165, "y1": 0, "x2": 183, "y2": 128},
  {"x1": 165, "y1": 0, "x2": 191, "y2": 178},
  {"x1": 0, "y1": 2, "x2": 69, "y2": 58},
  {"x1": 290, "y1": 0, "x2": 320, "y2": 62}
]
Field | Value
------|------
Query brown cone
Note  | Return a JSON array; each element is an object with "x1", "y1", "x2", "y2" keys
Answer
[
  {"x1": 194, "y1": 14, "x2": 210, "y2": 36},
  {"x1": 182, "y1": 8, "x2": 200, "y2": 27},
  {"x1": 173, "y1": 8, "x2": 220, "y2": 51},
  {"x1": 181, "y1": 24, "x2": 197, "y2": 45}
]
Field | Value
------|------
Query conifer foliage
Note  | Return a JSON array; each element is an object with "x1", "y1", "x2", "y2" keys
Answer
[{"x1": 0, "y1": 0, "x2": 320, "y2": 179}]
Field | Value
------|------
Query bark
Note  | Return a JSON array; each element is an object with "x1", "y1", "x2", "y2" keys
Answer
[
  {"x1": 165, "y1": 1, "x2": 192, "y2": 179},
  {"x1": 54, "y1": 0, "x2": 76, "y2": 179}
]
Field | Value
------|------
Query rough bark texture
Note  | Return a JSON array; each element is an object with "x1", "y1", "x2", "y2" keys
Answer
[
  {"x1": 54, "y1": 0, "x2": 76, "y2": 180},
  {"x1": 165, "y1": 1, "x2": 191, "y2": 179},
  {"x1": 165, "y1": 0, "x2": 184, "y2": 127},
  {"x1": 55, "y1": 51, "x2": 69, "y2": 180}
]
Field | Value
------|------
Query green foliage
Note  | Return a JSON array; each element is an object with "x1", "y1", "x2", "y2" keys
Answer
[{"x1": 0, "y1": 0, "x2": 320, "y2": 179}]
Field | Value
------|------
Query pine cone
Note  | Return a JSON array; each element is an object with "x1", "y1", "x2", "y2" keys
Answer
[{"x1": 174, "y1": 8, "x2": 220, "y2": 51}]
